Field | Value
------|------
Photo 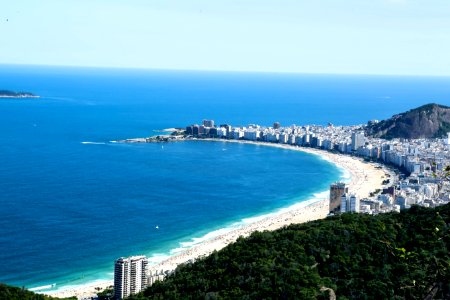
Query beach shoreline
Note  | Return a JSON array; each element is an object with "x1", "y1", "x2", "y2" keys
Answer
[{"x1": 44, "y1": 139, "x2": 389, "y2": 299}]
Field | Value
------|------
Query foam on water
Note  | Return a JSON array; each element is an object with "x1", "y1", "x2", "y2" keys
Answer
[
  {"x1": 147, "y1": 253, "x2": 172, "y2": 265},
  {"x1": 43, "y1": 279, "x2": 112, "y2": 295},
  {"x1": 28, "y1": 283, "x2": 56, "y2": 292},
  {"x1": 81, "y1": 141, "x2": 107, "y2": 145}
]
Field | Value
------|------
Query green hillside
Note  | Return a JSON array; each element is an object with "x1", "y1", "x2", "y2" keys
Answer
[
  {"x1": 0, "y1": 283, "x2": 75, "y2": 300},
  {"x1": 133, "y1": 204, "x2": 450, "y2": 299}
]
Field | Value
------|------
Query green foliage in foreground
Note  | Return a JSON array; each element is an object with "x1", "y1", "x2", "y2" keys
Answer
[
  {"x1": 0, "y1": 283, "x2": 76, "y2": 300},
  {"x1": 133, "y1": 204, "x2": 450, "y2": 300}
]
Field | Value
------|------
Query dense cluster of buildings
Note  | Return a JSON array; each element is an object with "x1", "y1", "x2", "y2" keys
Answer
[{"x1": 186, "y1": 119, "x2": 450, "y2": 214}]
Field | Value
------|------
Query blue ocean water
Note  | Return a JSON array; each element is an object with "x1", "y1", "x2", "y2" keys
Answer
[{"x1": 1, "y1": 65, "x2": 450, "y2": 291}]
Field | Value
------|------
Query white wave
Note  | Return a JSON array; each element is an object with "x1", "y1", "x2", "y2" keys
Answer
[
  {"x1": 43, "y1": 279, "x2": 111, "y2": 295},
  {"x1": 147, "y1": 253, "x2": 171, "y2": 264},
  {"x1": 241, "y1": 214, "x2": 273, "y2": 224},
  {"x1": 313, "y1": 190, "x2": 330, "y2": 198},
  {"x1": 262, "y1": 190, "x2": 329, "y2": 218},
  {"x1": 169, "y1": 247, "x2": 187, "y2": 254},
  {"x1": 177, "y1": 226, "x2": 238, "y2": 250},
  {"x1": 81, "y1": 141, "x2": 106, "y2": 145},
  {"x1": 28, "y1": 283, "x2": 56, "y2": 291},
  {"x1": 153, "y1": 189, "x2": 330, "y2": 265},
  {"x1": 340, "y1": 168, "x2": 352, "y2": 183}
]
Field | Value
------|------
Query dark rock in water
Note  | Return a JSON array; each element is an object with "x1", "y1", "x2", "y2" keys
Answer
[
  {"x1": 365, "y1": 103, "x2": 450, "y2": 139},
  {"x1": 0, "y1": 89, "x2": 39, "y2": 98}
]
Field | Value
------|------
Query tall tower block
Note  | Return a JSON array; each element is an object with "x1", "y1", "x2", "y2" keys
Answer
[
  {"x1": 329, "y1": 182, "x2": 348, "y2": 213},
  {"x1": 114, "y1": 255, "x2": 148, "y2": 299}
]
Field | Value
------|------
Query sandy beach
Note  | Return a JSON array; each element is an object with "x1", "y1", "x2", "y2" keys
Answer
[{"x1": 44, "y1": 140, "x2": 389, "y2": 299}]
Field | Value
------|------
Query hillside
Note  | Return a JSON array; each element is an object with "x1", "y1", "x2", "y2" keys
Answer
[
  {"x1": 0, "y1": 283, "x2": 75, "y2": 300},
  {"x1": 131, "y1": 204, "x2": 450, "y2": 300},
  {"x1": 365, "y1": 103, "x2": 450, "y2": 139}
]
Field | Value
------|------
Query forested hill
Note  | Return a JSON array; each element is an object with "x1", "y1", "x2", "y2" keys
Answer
[
  {"x1": 0, "y1": 284, "x2": 75, "y2": 300},
  {"x1": 365, "y1": 103, "x2": 450, "y2": 139},
  {"x1": 133, "y1": 204, "x2": 450, "y2": 300}
]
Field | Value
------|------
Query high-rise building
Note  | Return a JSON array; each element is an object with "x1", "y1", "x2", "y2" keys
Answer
[
  {"x1": 185, "y1": 125, "x2": 194, "y2": 135},
  {"x1": 219, "y1": 124, "x2": 232, "y2": 136},
  {"x1": 114, "y1": 255, "x2": 148, "y2": 299},
  {"x1": 273, "y1": 122, "x2": 281, "y2": 129},
  {"x1": 349, "y1": 195, "x2": 360, "y2": 212},
  {"x1": 340, "y1": 194, "x2": 348, "y2": 213},
  {"x1": 192, "y1": 125, "x2": 200, "y2": 136},
  {"x1": 329, "y1": 182, "x2": 348, "y2": 213},
  {"x1": 303, "y1": 134, "x2": 311, "y2": 145},
  {"x1": 351, "y1": 132, "x2": 365, "y2": 151},
  {"x1": 203, "y1": 119, "x2": 215, "y2": 127},
  {"x1": 340, "y1": 194, "x2": 359, "y2": 213}
]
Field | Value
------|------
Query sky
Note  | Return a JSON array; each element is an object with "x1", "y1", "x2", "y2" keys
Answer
[{"x1": 1, "y1": 0, "x2": 450, "y2": 75}]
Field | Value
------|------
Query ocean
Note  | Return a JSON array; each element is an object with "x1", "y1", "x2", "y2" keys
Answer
[{"x1": 1, "y1": 65, "x2": 450, "y2": 291}]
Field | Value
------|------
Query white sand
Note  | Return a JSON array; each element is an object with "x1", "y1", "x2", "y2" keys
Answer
[{"x1": 44, "y1": 140, "x2": 388, "y2": 299}]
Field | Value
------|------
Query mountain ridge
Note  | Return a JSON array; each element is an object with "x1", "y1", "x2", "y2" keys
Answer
[{"x1": 365, "y1": 103, "x2": 450, "y2": 139}]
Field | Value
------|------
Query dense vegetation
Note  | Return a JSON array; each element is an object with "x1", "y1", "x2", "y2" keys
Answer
[
  {"x1": 0, "y1": 283, "x2": 75, "y2": 300},
  {"x1": 365, "y1": 103, "x2": 450, "y2": 139},
  {"x1": 131, "y1": 204, "x2": 450, "y2": 299}
]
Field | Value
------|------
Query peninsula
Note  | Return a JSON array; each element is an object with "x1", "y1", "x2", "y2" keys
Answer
[{"x1": 0, "y1": 89, "x2": 39, "y2": 98}]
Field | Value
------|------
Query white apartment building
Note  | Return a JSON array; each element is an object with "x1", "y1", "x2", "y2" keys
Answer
[
  {"x1": 349, "y1": 195, "x2": 360, "y2": 213},
  {"x1": 279, "y1": 133, "x2": 289, "y2": 144},
  {"x1": 351, "y1": 132, "x2": 365, "y2": 151},
  {"x1": 340, "y1": 194, "x2": 347, "y2": 213},
  {"x1": 244, "y1": 129, "x2": 260, "y2": 141},
  {"x1": 340, "y1": 194, "x2": 360, "y2": 213},
  {"x1": 114, "y1": 255, "x2": 148, "y2": 299}
]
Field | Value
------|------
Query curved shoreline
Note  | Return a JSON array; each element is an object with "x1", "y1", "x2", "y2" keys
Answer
[{"x1": 45, "y1": 140, "x2": 389, "y2": 299}]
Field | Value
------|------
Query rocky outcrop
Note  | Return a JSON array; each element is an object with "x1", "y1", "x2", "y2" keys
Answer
[{"x1": 365, "y1": 103, "x2": 450, "y2": 139}]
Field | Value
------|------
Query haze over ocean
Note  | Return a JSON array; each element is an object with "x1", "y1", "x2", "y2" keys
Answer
[{"x1": 1, "y1": 65, "x2": 450, "y2": 291}]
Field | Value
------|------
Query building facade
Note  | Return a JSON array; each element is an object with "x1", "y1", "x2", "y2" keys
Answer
[
  {"x1": 340, "y1": 194, "x2": 360, "y2": 213},
  {"x1": 351, "y1": 132, "x2": 365, "y2": 151},
  {"x1": 329, "y1": 182, "x2": 348, "y2": 213},
  {"x1": 114, "y1": 255, "x2": 148, "y2": 299}
]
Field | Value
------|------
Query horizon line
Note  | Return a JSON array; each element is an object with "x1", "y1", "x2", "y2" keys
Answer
[{"x1": 1, "y1": 62, "x2": 450, "y2": 78}]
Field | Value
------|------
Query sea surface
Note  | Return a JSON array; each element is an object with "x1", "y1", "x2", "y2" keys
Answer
[{"x1": 1, "y1": 65, "x2": 450, "y2": 291}]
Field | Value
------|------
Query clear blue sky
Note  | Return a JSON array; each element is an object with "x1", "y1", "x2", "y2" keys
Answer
[{"x1": 1, "y1": 0, "x2": 449, "y2": 75}]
